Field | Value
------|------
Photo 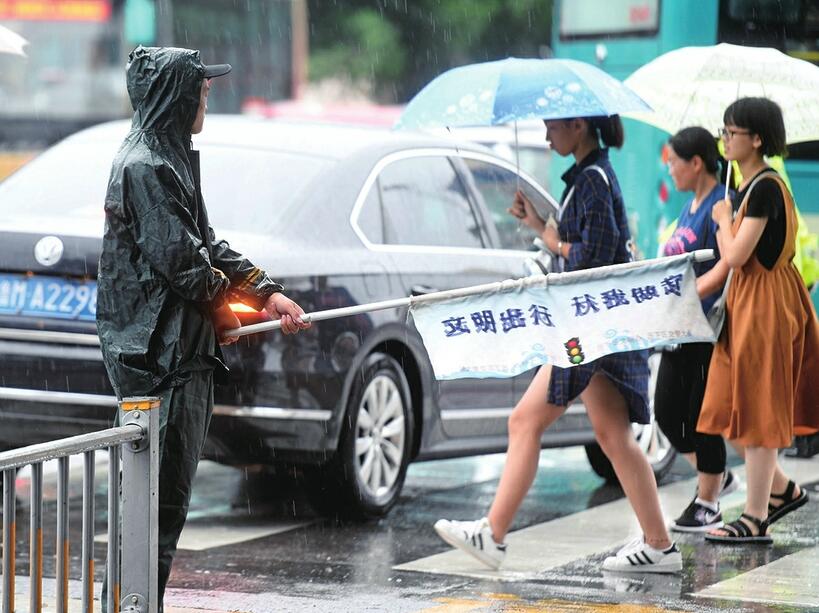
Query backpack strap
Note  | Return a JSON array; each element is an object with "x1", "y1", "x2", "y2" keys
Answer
[
  {"x1": 586, "y1": 164, "x2": 610, "y2": 187},
  {"x1": 558, "y1": 164, "x2": 610, "y2": 221},
  {"x1": 735, "y1": 169, "x2": 779, "y2": 219}
]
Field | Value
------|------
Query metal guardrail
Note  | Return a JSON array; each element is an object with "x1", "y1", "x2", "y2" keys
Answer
[{"x1": 0, "y1": 397, "x2": 160, "y2": 613}]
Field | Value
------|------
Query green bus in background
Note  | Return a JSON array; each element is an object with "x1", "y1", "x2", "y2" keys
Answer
[{"x1": 550, "y1": 0, "x2": 819, "y2": 306}]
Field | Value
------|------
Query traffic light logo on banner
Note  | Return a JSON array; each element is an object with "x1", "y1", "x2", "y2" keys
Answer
[{"x1": 565, "y1": 337, "x2": 585, "y2": 365}]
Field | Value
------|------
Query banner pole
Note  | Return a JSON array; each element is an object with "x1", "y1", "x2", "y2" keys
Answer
[{"x1": 225, "y1": 250, "x2": 714, "y2": 338}]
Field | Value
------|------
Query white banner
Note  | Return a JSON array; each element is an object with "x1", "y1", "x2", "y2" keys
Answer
[{"x1": 410, "y1": 254, "x2": 715, "y2": 380}]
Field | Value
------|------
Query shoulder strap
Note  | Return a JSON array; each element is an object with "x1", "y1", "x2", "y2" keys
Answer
[
  {"x1": 717, "y1": 170, "x2": 781, "y2": 314},
  {"x1": 586, "y1": 164, "x2": 610, "y2": 187},
  {"x1": 735, "y1": 169, "x2": 779, "y2": 219},
  {"x1": 559, "y1": 164, "x2": 610, "y2": 220}
]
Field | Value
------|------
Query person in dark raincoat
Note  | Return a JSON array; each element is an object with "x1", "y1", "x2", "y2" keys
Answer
[{"x1": 97, "y1": 46, "x2": 310, "y2": 610}]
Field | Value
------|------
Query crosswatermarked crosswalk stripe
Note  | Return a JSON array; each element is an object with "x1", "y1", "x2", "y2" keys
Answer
[
  {"x1": 394, "y1": 457, "x2": 819, "y2": 584},
  {"x1": 693, "y1": 544, "x2": 819, "y2": 608}
]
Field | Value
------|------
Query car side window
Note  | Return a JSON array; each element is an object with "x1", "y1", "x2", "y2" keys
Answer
[
  {"x1": 370, "y1": 156, "x2": 485, "y2": 248},
  {"x1": 461, "y1": 158, "x2": 557, "y2": 251}
]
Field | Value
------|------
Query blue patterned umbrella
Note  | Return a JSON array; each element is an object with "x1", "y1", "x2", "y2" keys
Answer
[{"x1": 396, "y1": 57, "x2": 650, "y2": 130}]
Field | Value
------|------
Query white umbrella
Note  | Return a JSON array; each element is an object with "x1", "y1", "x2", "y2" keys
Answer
[
  {"x1": 623, "y1": 43, "x2": 819, "y2": 143},
  {"x1": 0, "y1": 24, "x2": 28, "y2": 56}
]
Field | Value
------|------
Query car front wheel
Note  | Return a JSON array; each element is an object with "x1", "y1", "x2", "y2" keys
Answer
[{"x1": 308, "y1": 352, "x2": 414, "y2": 519}]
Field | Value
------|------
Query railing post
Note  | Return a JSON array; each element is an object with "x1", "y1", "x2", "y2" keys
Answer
[
  {"x1": 2, "y1": 469, "x2": 16, "y2": 613},
  {"x1": 82, "y1": 451, "x2": 95, "y2": 613},
  {"x1": 56, "y1": 456, "x2": 70, "y2": 613},
  {"x1": 107, "y1": 446, "x2": 121, "y2": 613},
  {"x1": 30, "y1": 462, "x2": 43, "y2": 613},
  {"x1": 119, "y1": 397, "x2": 159, "y2": 613}
]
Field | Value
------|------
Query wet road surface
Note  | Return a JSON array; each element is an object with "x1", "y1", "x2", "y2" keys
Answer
[{"x1": 6, "y1": 447, "x2": 819, "y2": 612}]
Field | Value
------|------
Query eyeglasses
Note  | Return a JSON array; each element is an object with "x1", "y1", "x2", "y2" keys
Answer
[{"x1": 718, "y1": 127, "x2": 752, "y2": 140}]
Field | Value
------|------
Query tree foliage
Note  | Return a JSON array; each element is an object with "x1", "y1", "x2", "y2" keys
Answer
[{"x1": 307, "y1": 0, "x2": 553, "y2": 102}]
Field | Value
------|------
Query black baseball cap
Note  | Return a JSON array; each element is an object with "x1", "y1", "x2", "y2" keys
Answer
[{"x1": 203, "y1": 63, "x2": 231, "y2": 78}]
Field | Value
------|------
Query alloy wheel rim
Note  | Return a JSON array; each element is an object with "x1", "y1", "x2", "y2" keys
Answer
[{"x1": 354, "y1": 374, "x2": 406, "y2": 499}]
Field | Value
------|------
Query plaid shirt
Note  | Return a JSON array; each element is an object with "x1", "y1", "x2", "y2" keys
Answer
[
  {"x1": 550, "y1": 149, "x2": 649, "y2": 423},
  {"x1": 557, "y1": 149, "x2": 633, "y2": 272}
]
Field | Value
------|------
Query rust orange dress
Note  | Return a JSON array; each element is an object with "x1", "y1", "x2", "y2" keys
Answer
[{"x1": 698, "y1": 173, "x2": 819, "y2": 448}]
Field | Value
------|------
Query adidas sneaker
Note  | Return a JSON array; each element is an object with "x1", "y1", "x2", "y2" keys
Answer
[
  {"x1": 602, "y1": 537, "x2": 682, "y2": 574},
  {"x1": 433, "y1": 517, "x2": 507, "y2": 570}
]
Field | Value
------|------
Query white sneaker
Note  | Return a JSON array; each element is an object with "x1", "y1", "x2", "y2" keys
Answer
[
  {"x1": 433, "y1": 517, "x2": 506, "y2": 570},
  {"x1": 602, "y1": 537, "x2": 682, "y2": 574}
]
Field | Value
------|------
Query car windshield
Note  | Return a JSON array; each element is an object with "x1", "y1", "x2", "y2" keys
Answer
[{"x1": 0, "y1": 140, "x2": 330, "y2": 235}]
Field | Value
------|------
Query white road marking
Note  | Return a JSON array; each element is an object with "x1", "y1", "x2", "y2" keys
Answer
[
  {"x1": 94, "y1": 517, "x2": 312, "y2": 551},
  {"x1": 394, "y1": 456, "x2": 819, "y2": 582},
  {"x1": 693, "y1": 544, "x2": 819, "y2": 608}
]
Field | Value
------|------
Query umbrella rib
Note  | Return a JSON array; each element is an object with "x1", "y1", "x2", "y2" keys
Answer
[{"x1": 676, "y1": 50, "x2": 711, "y2": 132}]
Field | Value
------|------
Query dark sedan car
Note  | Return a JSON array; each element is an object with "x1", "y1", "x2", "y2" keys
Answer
[{"x1": 0, "y1": 117, "x2": 673, "y2": 517}]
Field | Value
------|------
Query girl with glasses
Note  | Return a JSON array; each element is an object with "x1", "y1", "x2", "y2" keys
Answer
[{"x1": 698, "y1": 97, "x2": 819, "y2": 544}]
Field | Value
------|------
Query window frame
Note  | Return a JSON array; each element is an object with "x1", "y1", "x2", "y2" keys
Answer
[{"x1": 351, "y1": 148, "x2": 559, "y2": 256}]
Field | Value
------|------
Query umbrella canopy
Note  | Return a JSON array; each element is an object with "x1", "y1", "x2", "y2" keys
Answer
[
  {"x1": 624, "y1": 43, "x2": 819, "y2": 144},
  {"x1": 396, "y1": 57, "x2": 650, "y2": 130},
  {"x1": 0, "y1": 24, "x2": 28, "y2": 56}
]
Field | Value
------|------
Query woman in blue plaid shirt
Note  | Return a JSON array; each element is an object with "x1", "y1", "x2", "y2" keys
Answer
[{"x1": 435, "y1": 115, "x2": 680, "y2": 574}]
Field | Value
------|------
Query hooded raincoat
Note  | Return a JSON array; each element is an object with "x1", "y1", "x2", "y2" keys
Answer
[
  {"x1": 98, "y1": 46, "x2": 282, "y2": 398},
  {"x1": 98, "y1": 47, "x2": 286, "y2": 611}
]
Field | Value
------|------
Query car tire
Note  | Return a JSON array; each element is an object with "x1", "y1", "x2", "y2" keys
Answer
[{"x1": 307, "y1": 352, "x2": 414, "y2": 519}]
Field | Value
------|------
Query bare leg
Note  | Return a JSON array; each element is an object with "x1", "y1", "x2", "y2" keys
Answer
[
  {"x1": 709, "y1": 445, "x2": 777, "y2": 536},
  {"x1": 744, "y1": 446, "x2": 778, "y2": 521},
  {"x1": 698, "y1": 471, "x2": 722, "y2": 503},
  {"x1": 487, "y1": 365, "x2": 566, "y2": 542},
  {"x1": 729, "y1": 440, "x2": 801, "y2": 504},
  {"x1": 680, "y1": 451, "x2": 721, "y2": 503},
  {"x1": 582, "y1": 373, "x2": 671, "y2": 550}
]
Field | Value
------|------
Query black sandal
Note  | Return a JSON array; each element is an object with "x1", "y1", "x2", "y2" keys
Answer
[
  {"x1": 768, "y1": 480, "x2": 809, "y2": 525},
  {"x1": 705, "y1": 513, "x2": 772, "y2": 544}
]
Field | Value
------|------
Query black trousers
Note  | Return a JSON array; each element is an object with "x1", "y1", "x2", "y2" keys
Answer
[
  {"x1": 654, "y1": 343, "x2": 726, "y2": 475},
  {"x1": 103, "y1": 369, "x2": 214, "y2": 612}
]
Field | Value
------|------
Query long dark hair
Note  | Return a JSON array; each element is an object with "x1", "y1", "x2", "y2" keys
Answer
[
  {"x1": 586, "y1": 115, "x2": 625, "y2": 149},
  {"x1": 669, "y1": 127, "x2": 722, "y2": 176}
]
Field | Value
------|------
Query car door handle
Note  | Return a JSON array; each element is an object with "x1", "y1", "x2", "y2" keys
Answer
[{"x1": 410, "y1": 284, "x2": 439, "y2": 297}]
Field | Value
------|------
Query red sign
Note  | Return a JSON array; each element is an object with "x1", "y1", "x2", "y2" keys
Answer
[{"x1": 0, "y1": 0, "x2": 111, "y2": 22}]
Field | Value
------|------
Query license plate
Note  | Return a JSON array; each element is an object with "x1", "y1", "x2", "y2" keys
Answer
[{"x1": 0, "y1": 274, "x2": 97, "y2": 321}]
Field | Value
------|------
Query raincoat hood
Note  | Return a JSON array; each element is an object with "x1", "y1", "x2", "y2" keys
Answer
[{"x1": 127, "y1": 45, "x2": 205, "y2": 135}]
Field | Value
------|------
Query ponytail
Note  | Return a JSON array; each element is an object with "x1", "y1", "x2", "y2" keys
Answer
[{"x1": 587, "y1": 115, "x2": 624, "y2": 149}]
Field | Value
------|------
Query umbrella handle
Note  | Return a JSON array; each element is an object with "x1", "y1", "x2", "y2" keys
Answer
[{"x1": 514, "y1": 120, "x2": 521, "y2": 193}]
